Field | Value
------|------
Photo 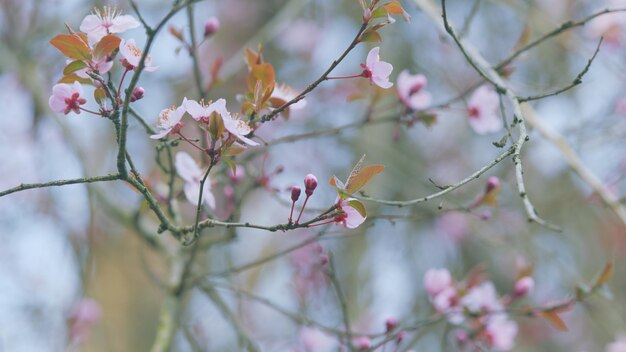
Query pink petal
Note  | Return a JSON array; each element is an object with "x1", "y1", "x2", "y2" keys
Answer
[
  {"x1": 372, "y1": 61, "x2": 393, "y2": 78},
  {"x1": 372, "y1": 76, "x2": 393, "y2": 89},
  {"x1": 343, "y1": 204, "x2": 366, "y2": 229},
  {"x1": 110, "y1": 15, "x2": 140, "y2": 33},
  {"x1": 408, "y1": 91, "x2": 432, "y2": 110},
  {"x1": 469, "y1": 111, "x2": 503, "y2": 134},
  {"x1": 79, "y1": 15, "x2": 102, "y2": 32},
  {"x1": 183, "y1": 181, "x2": 202, "y2": 205},
  {"x1": 149, "y1": 130, "x2": 170, "y2": 139},
  {"x1": 175, "y1": 152, "x2": 202, "y2": 182},
  {"x1": 366, "y1": 47, "x2": 381, "y2": 68},
  {"x1": 49, "y1": 94, "x2": 67, "y2": 113},
  {"x1": 184, "y1": 99, "x2": 208, "y2": 120}
]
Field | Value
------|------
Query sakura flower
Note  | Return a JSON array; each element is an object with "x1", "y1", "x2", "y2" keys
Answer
[
  {"x1": 484, "y1": 315, "x2": 518, "y2": 351},
  {"x1": 334, "y1": 198, "x2": 366, "y2": 229},
  {"x1": 271, "y1": 83, "x2": 306, "y2": 109},
  {"x1": 175, "y1": 151, "x2": 216, "y2": 208},
  {"x1": 49, "y1": 82, "x2": 87, "y2": 115},
  {"x1": 80, "y1": 6, "x2": 140, "y2": 43},
  {"x1": 219, "y1": 104, "x2": 259, "y2": 146},
  {"x1": 513, "y1": 276, "x2": 534, "y2": 297},
  {"x1": 424, "y1": 268, "x2": 453, "y2": 296},
  {"x1": 150, "y1": 101, "x2": 187, "y2": 139},
  {"x1": 467, "y1": 85, "x2": 502, "y2": 134},
  {"x1": 119, "y1": 38, "x2": 158, "y2": 72},
  {"x1": 397, "y1": 70, "x2": 431, "y2": 110},
  {"x1": 68, "y1": 298, "x2": 102, "y2": 344},
  {"x1": 184, "y1": 98, "x2": 222, "y2": 122},
  {"x1": 361, "y1": 47, "x2": 393, "y2": 89},
  {"x1": 461, "y1": 281, "x2": 503, "y2": 313}
]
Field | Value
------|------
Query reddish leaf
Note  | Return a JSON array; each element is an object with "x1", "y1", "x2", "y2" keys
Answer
[
  {"x1": 93, "y1": 34, "x2": 121, "y2": 59},
  {"x1": 50, "y1": 34, "x2": 91, "y2": 60},
  {"x1": 346, "y1": 164, "x2": 385, "y2": 194},
  {"x1": 593, "y1": 262, "x2": 614, "y2": 288},
  {"x1": 540, "y1": 311, "x2": 568, "y2": 332}
]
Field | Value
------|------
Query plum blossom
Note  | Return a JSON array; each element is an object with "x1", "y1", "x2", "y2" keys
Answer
[
  {"x1": 80, "y1": 6, "x2": 140, "y2": 43},
  {"x1": 49, "y1": 82, "x2": 87, "y2": 115},
  {"x1": 271, "y1": 83, "x2": 306, "y2": 110},
  {"x1": 175, "y1": 151, "x2": 216, "y2": 208},
  {"x1": 461, "y1": 281, "x2": 503, "y2": 313},
  {"x1": 467, "y1": 85, "x2": 502, "y2": 134},
  {"x1": 222, "y1": 114, "x2": 258, "y2": 146},
  {"x1": 513, "y1": 276, "x2": 534, "y2": 297},
  {"x1": 68, "y1": 298, "x2": 102, "y2": 344},
  {"x1": 150, "y1": 101, "x2": 187, "y2": 139},
  {"x1": 334, "y1": 198, "x2": 366, "y2": 229},
  {"x1": 484, "y1": 315, "x2": 518, "y2": 351},
  {"x1": 424, "y1": 268, "x2": 453, "y2": 296},
  {"x1": 184, "y1": 98, "x2": 224, "y2": 122},
  {"x1": 119, "y1": 38, "x2": 158, "y2": 72},
  {"x1": 361, "y1": 47, "x2": 393, "y2": 89},
  {"x1": 397, "y1": 70, "x2": 431, "y2": 110}
]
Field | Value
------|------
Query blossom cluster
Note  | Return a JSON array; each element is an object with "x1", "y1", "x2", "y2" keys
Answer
[{"x1": 424, "y1": 268, "x2": 534, "y2": 351}]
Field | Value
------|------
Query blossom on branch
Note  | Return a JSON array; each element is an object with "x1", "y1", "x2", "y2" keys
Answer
[
  {"x1": 150, "y1": 102, "x2": 187, "y2": 139},
  {"x1": 334, "y1": 198, "x2": 366, "y2": 229},
  {"x1": 467, "y1": 85, "x2": 502, "y2": 134},
  {"x1": 80, "y1": 6, "x2": 140, "y2": 43},
  {"x1": 397, "y1": 70, "x2": 431, "y2": 110},
  {"x1": 175, "y1": 151, "x2": 216, "y2": 208},
  {"x1": 119, "y1": 38, "x2": 158, "y2": 72},
  {"x1": 361, "y1": 47, "x2": 393, "y2": 89},
  {"x1": 49, "y1": 82, "x2": 87, "y2": 115}
]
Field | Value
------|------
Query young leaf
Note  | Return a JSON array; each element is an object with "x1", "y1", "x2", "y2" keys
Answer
[
  {"x1": 593, "y1": 262, "x2": 614, "y2": 288},
  {"x1": 360, "y1": 30, "x2": 382, "y2": 43},
  {"x1": 383, "y1": 1, "x2": 405, "y2": 15},
  {"x1": 94, "y1": 87, "x2": 107, "y2": 105},
  {"x1": 58, "y1": 73, "x2": 91, "y2": 85},
  {"x1": 93, "y1": 34, "x2": 121, "y2": 59},
  {"x1": 345, "y1": 164, "x2": 385, "y2": 194},
  {"x1": 539, "y1": 311, "x2": 568, "y2": 332},
  {"x1": 347, "y1": 199, "x2": 367, "y2": 217},
  {"x1": 63, "y1": 60, "x2": 87, "y2": 75},
  {"x1": 50, "y1": 34, "x2": 91, "y2": 60},
  {"x1": 222, "y1": 158, "x2": 238, "y2": 174}
]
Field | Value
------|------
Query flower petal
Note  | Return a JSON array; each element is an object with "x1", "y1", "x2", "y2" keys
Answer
[
  {"x1": 110, "y1": 15, "x2": 140, "y2": 33},
  {"x1": 175, "y1": 151, "x2": 202, "y2": 182}
]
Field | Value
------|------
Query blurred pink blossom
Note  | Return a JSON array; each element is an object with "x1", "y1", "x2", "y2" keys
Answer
[
  {"x1": 49, "y1": 82, "x2": 87, "y2": 115},
  {"x1": 175, "y1": 151, "x2": 216, "y2": 208},
  {"x1": 513, "y1": 276, "x2": 534, "y2": 297},
  {"x1": 203, "y1": 17, "x2": 220, "y2": 37},
  {"x1": 461, "y1": 281, "x2": 503, "y2": 313},
  {"x1": 424, "y1": 268, "x2": 452, "y2": 296},
  {"x1": 362, "y1": 47, "x2": 393, "y2": 89},
  {"x1": 271, "y1": 83, "x2": 306, "y2": 109},
  {"x1": 68, "y1": 298, "x2": 102, "y2": 344},
  {"x1": 607, "y1": 334, "x2": 626, "y2": 352},
  {"x1": 484, "y1": 315, "x2": 518, "y2": 351},
  {"x1": 467, "y1": 85, "x2": 502, "y2": 134},
  {"x1": 397, "y1": 70, "x2": 431, "y2": 110},
  {"x1": 80, "y1": 6, "x2": 140, "y2": 43}
]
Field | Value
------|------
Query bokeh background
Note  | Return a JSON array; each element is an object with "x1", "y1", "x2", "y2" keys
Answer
[{"x1": 1, "y1": 0, "x2": 626, "y2": 351}]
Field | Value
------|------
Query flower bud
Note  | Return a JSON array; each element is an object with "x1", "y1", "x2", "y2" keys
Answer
[
  {"x1": 291, "y1": 186, "x2": 301, "y2": 202},
  {"x1": 396, "y1": 330, "x2": 406, "y2": 343},
  {"x1": 304, "y1": 174, "x2": 318, "y2": 196},
  {"x1": 130, "y1": 87, "x2": 145, "y2": 102},
  {"x1": 353, "y1": 336, "x2": 371, "y2": 350},
  {"x1": 204, "y1": 17, "x2": 220, "y2": 37},
  {"x1": 485, "y1": 176, "x2": 501, "y2": 193},
  {"x1": 385, "y1": 317, "x2": 398, "y2": 333},
  {"x1": 513, "y1": 276, "x2": 534, "y2": 297},
  {"x1": 319, "y1": 254, "x2": 329, "y2": 266}
]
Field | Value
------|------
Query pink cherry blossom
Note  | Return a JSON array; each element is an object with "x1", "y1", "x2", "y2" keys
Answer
[
  {"x1": 203, "y1": 17, "x2": 220, "y2": 37},
  {"x1": 175, "y1": 151, "x2": 216, "y2": 208},
  {"x1": 424, "y1": 268, "x2": 453, "y2": 296},
  {"x1": 467, "y1": 85, "x2": 502, "y2": 134},
  {"x1": 218, "y1": 101, "x2": 259, "y2": 146},
  {"x1": 49, "y1": 82, "x2": 87, "y2": 115},
  {"x1": 397, "y1": 70, "x2": 431, "y2": 110},
  {"x1": 119, "y1": 38, "x2": 158, "y2": 72},
  {"x1": 150, "y1": 101, "x2": 187, "y2": 139},
  {"x1": 513, "y1": 276, "x2": 534, "y2": 297},
  {"x1": 79, "y1": 6, "x2": 140, "y2": 43},
  {"x1": 461, "y1": 281, "x2": 503, "y2": 313},
  {"x1": 68, "y1": 298, "x2": 102, "y2": 344},
  {"x1": 184, "y1": 98, "x2": 224, "y2": 122},
  {"x1": 484, "y1": 315, "x2": 518, "y2": 351},
  {"x1": 271, "y1": 83, "x2": 306, "y2": 109},
  {"x1": 334, "y1": 198, "x2": 366, "y2": 229},
  {"x1": 361, "y1": 47, "x2": 393, "y2": 89}
]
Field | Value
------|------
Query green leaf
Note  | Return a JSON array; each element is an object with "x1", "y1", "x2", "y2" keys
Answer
[
  {"x1": 93, "y1": 34, "x2": 121, "y2": 59},
  {"x1": 360, "y1": 30, "x2": 382, "y2": 43},
  {"x1": 63, "y1": 60, "x2": 87, "y2": 75},
  {"x1": 347, "y1": 199, "x2": 367, "y2": 217},
  {"x1": 50, "y1": 34, "x2": 91, "y2": 60},
  {"x1": 94, "y1": 87, "x2": 107, "y2": 105},
  {"x1": 371, "y1": 7, "x2": 388, "y2": 19},
  {"x1": 223, "y1": 158, "x2": 237, "y2": 174},
  {"x1": 58, "y1": 73, "x2": 91, "y2": 85}
]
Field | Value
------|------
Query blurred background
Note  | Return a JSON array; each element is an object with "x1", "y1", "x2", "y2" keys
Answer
[{"x1": 1, "y1": 0, "x2": 626, "y2": 351}]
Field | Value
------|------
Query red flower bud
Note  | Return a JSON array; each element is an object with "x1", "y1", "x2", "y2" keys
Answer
[
  {"x1": 385, "y1": 317, "x2": 398, "y2": 333},
  {"x1": 204, "y1": 17, "x2": 220, "y2": 37},
  {"x1": 513, "y1": 276, "x2": 534, "y2": 297},
  {"x1": 485, "y1": 176, "x2": 501, "y2": 193},
  {"x1": 304, "y1": 174, "x2": 318, "y2": 196},
  {"x1": 130, "y1": 87, "x2": 145, "y2": 102},
  {"x1": 291, "y1": 186, "x2": 301, "y2": 202}
]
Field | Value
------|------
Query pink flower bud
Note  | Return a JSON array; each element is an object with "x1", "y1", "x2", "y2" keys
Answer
[
  {"x1": 363, "y1": 8, "x2": 372, "y2": 23},
  {"x1": 485, "y1": 176, "x2": 501, "y2": 193},
  {"x1": 291, "y1": 186, "x2": 302, "y2": 202},
  {"x1": 130, "y1": 87, "x2": 145, "y2": 102},
  {"x1": 319, "y1": 253, "x2": 329, "y2": 266},
  {"x1": 224, "y1": 185, "x2": 235, "y2": 200},
  {"x1": 304, "y1": 174, "x2": 318, "y2": 196},
  {"x1": 204, "y1": 17, "x2": 220, "y2": 37},
  {"x1": 385, "y1": 317, "x2": 398, "y2": 333},
  {"x1": 396, "y1": 330, "x2": 406, "y2": 343},
  {"x1": 513, "y1": 276, "x2": 534, "y2": 297},
  {"x1": 228, "y1": 165, "x2": 246, "y2": 183},
  {"x1": 353, "y1": 336, "x2": 371, "y2": 350}
]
